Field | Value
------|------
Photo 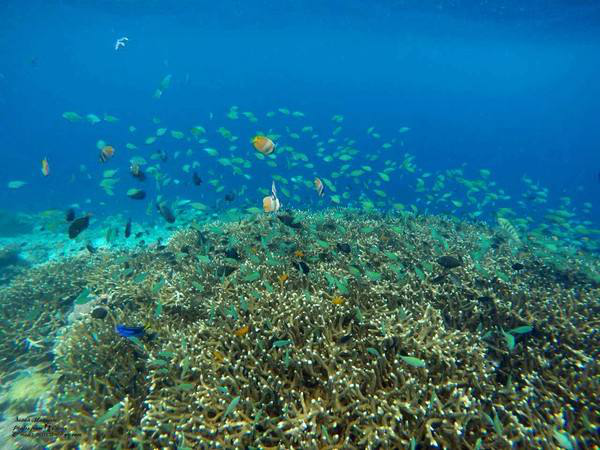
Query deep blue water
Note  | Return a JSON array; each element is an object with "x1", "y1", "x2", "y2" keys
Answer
[{"x1": 1, "y1": 0, "x2": 599, "y2": 227}]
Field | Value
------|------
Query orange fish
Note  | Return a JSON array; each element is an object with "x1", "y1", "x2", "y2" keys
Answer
[
  {"x1": 252, "y1": 135, "x2": 276, "y2": 155},
  {"x1": 278, "y1": 273, "x2": 289, "y2": 287},
  {"x1": 314, "y1": 177, "x2": 325, "y2": 196},
  {"x1": 41, "y1": 158, "x2": 50, "y2": 176},
  {"x1": 99, "y1": 145, "x2": 115, "y2": 163},
  {"x1": 294, "y1": 250, "x2": 304, "y2": 258},
  {"x1": 263, "y1": 181, "x2": 281, "y2": 213},
  {"x1": 234, "y1": 325, "x2": 249, "y2": 337},
  {"x1": 332, "y1": 295, "x2": 345, "y2": 305},
  {"x1": 263, "y1": 196, "x2": 280, "y2": 213}
]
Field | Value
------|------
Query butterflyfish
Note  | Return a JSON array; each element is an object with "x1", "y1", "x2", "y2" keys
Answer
[
  {"x1": 252, "y1": 135, "x2": 276, "y2": 155},
  {"x1": 100, "y1": 145, "x2": 115, "y2": 163},
  {"x1": 314, "y1": 177, "x2": 325, "y2": 196},
  {"x1": 263, "y1": 181, "x2": 281, "y2": 213}
]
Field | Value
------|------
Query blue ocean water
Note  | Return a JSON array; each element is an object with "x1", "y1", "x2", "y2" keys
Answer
[
  {"x1": 0, "y1": 1, "x2": 600, "y2": 230},
  {"x1": 0, "y1": 0, "x2": 599, "y2": 224},
  {"x1": 2, "y1": 3, "x2": 600, "y2": 448}
]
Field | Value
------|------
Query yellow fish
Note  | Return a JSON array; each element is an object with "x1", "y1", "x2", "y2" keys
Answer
[
  {"x1": 41, "y1": 158, "x2": 50, "y2": 176},
  {"x1": 234, "y1": 325, "x2": 249, "y2": 337},
  {"x1": 99, "y1": 145, "x2": 115, "y2": 163},
  {"x1": 252, "y1": 135, "x2": 276, "y2": 155}
]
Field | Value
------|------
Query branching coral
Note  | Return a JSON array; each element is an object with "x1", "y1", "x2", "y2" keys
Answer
[{"x1": 0, "y1": 210, "x2": 597, "y2": 448}]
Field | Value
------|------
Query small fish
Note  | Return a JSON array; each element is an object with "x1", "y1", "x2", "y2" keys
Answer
[
  {"x1": 157, "y1": 202, "x2": 176, "y2": 223},
  {"x1": 124, "y1": 218, "x2": 132, "y2": 238},
  {"x1": 41, "y1": 157, "x2": 50, "y2": 176},
  {"x1": 86, "y1": 242, "x2": 97, "y2": 254},
  {"x1": 314, "y1": 177, "x2": 325, "y2": 197},
  {"x1": 234, "y1": 325, "x2": 249, "y2": 337},
  {"x1": 224, "y1": 192, "x2": 235, "y2": 202},
  {"x1": 127, "y1": 188, "x2": 146, "y2": 200},
  {"x1": 332, "y1": 295, "x2": 344, "y2": 305},
  {"x1": 130, "y1": 163, "x2": 145, "y2": 181},
  {"x1": 192, "y1": 172, "x2": 202, "y2": 186},
  {"x1": 114, "y1": 36, "x2": 128, "y2": 51},
  {"x1": 262, "y1": 181, "x2": 281, "y2": 213},
  {"x1": 278, "y1": 273, "x2": 289, "y2": 287},
  {"x1": 8, "y1": 180, "x2": 26, "y2": 189},
  {"x1": 151, "y1": 150, "x2": 167, "y2": 162},
  {"x1": 65, "y1": 208, "x2": 75, "y2": 222},
  {"x1": 99, "y1": 145, "x2": 115, "y2": 163},
  {"x1": 295, "y1": 260, "x2": 310, "y2": 275},
  {"x1": 68, "y1": 215, "x2": 90, "y2": 239},
  {"x1": 115, "y1": 324, "x2": 145, "y2": 338},
  {"x1": 252, "y1": 135, "x2": 276, "y2": 155}
]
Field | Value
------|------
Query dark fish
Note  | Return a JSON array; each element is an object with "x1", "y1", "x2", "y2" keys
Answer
[
  {"x1": 224, "y1": 192, "x2": 235, "y2": 202},
  {"x1": 511, "y1": 262, "x2": 524, "y2": 270},
  {"x1": 130, "y1": 163, "x2": 146, "y2": 181},
  {"x1": 125, "y1": 219, "x2": 132, "y2": 238},
  {"x1": 436, "y1": 255, "x2": 462, "y2": 269},
  {"x1": 154, "y1": 150, "x2": 167, "y2": 162},
  {"x1": 295, "y1": 260, "x2": 310, "y2": 275},
  {"x1": 336, "y1": 242, "x2": 351, "y2": 254},
  {"x1": 68, "y1": 215, "x2": 90, "y2": 239},
  {"x1": 128, "y1": 190, "x2": 146, "y2": 200},
  {"x1": 157, "y1": 203, "x2": 175, "y2": 223},
  {"x1": 192, "y1": 172, "x2": 202, "y2": 186},
  {"x1": 115, "y1": 325, "x2": 145, "y2": 338},
  {"x1": 91, "y1": 307, "x2": 107, "y2": 319},
  {"x1": 135, "y1": 232, "x2": 144, "y2": 238},
  {"x1": 278, "y1": 213, "x2": 302, "y2": 229},
  {"x1": 66, "y1": 208, "x2": 75, "y2": 222},
  {"x1": 224, "y1": 247, "x2": 240, "y2": 260},
  {"x1": 86, "y1": 242, "x2": 97, "y2": 254},
  {"x1": 217, "y1": 265, "x2": 237, "y2": 277}
]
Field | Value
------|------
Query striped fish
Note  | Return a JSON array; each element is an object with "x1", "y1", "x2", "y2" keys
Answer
[
  {"x1": 99, "y1": 145, "x2": 115, "y2": 163},
  {"x1": 263, "y1": 181, "x2": 281, "y2": 212},
  {"x1": 314, "y1": 177, "x2": 325, "y2": 196}
]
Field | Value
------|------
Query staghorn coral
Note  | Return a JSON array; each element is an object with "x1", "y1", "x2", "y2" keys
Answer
[{"x1": 0, "y1": 210, "x2": 597, "y2": 448}]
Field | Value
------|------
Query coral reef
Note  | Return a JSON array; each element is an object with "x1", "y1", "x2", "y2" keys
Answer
[{"x1": 0, "y1": 210, "x2": 598, "y2": 448}]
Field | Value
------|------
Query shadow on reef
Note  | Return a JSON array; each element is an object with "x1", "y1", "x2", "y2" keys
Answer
[{"x1": 0, "y1": 244, "x2": 29, "y2": 285}]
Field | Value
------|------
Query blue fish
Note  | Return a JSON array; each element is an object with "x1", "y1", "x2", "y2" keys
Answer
[{"x1": 115, "y1": 325, "x2": 145, "y2": 338}]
